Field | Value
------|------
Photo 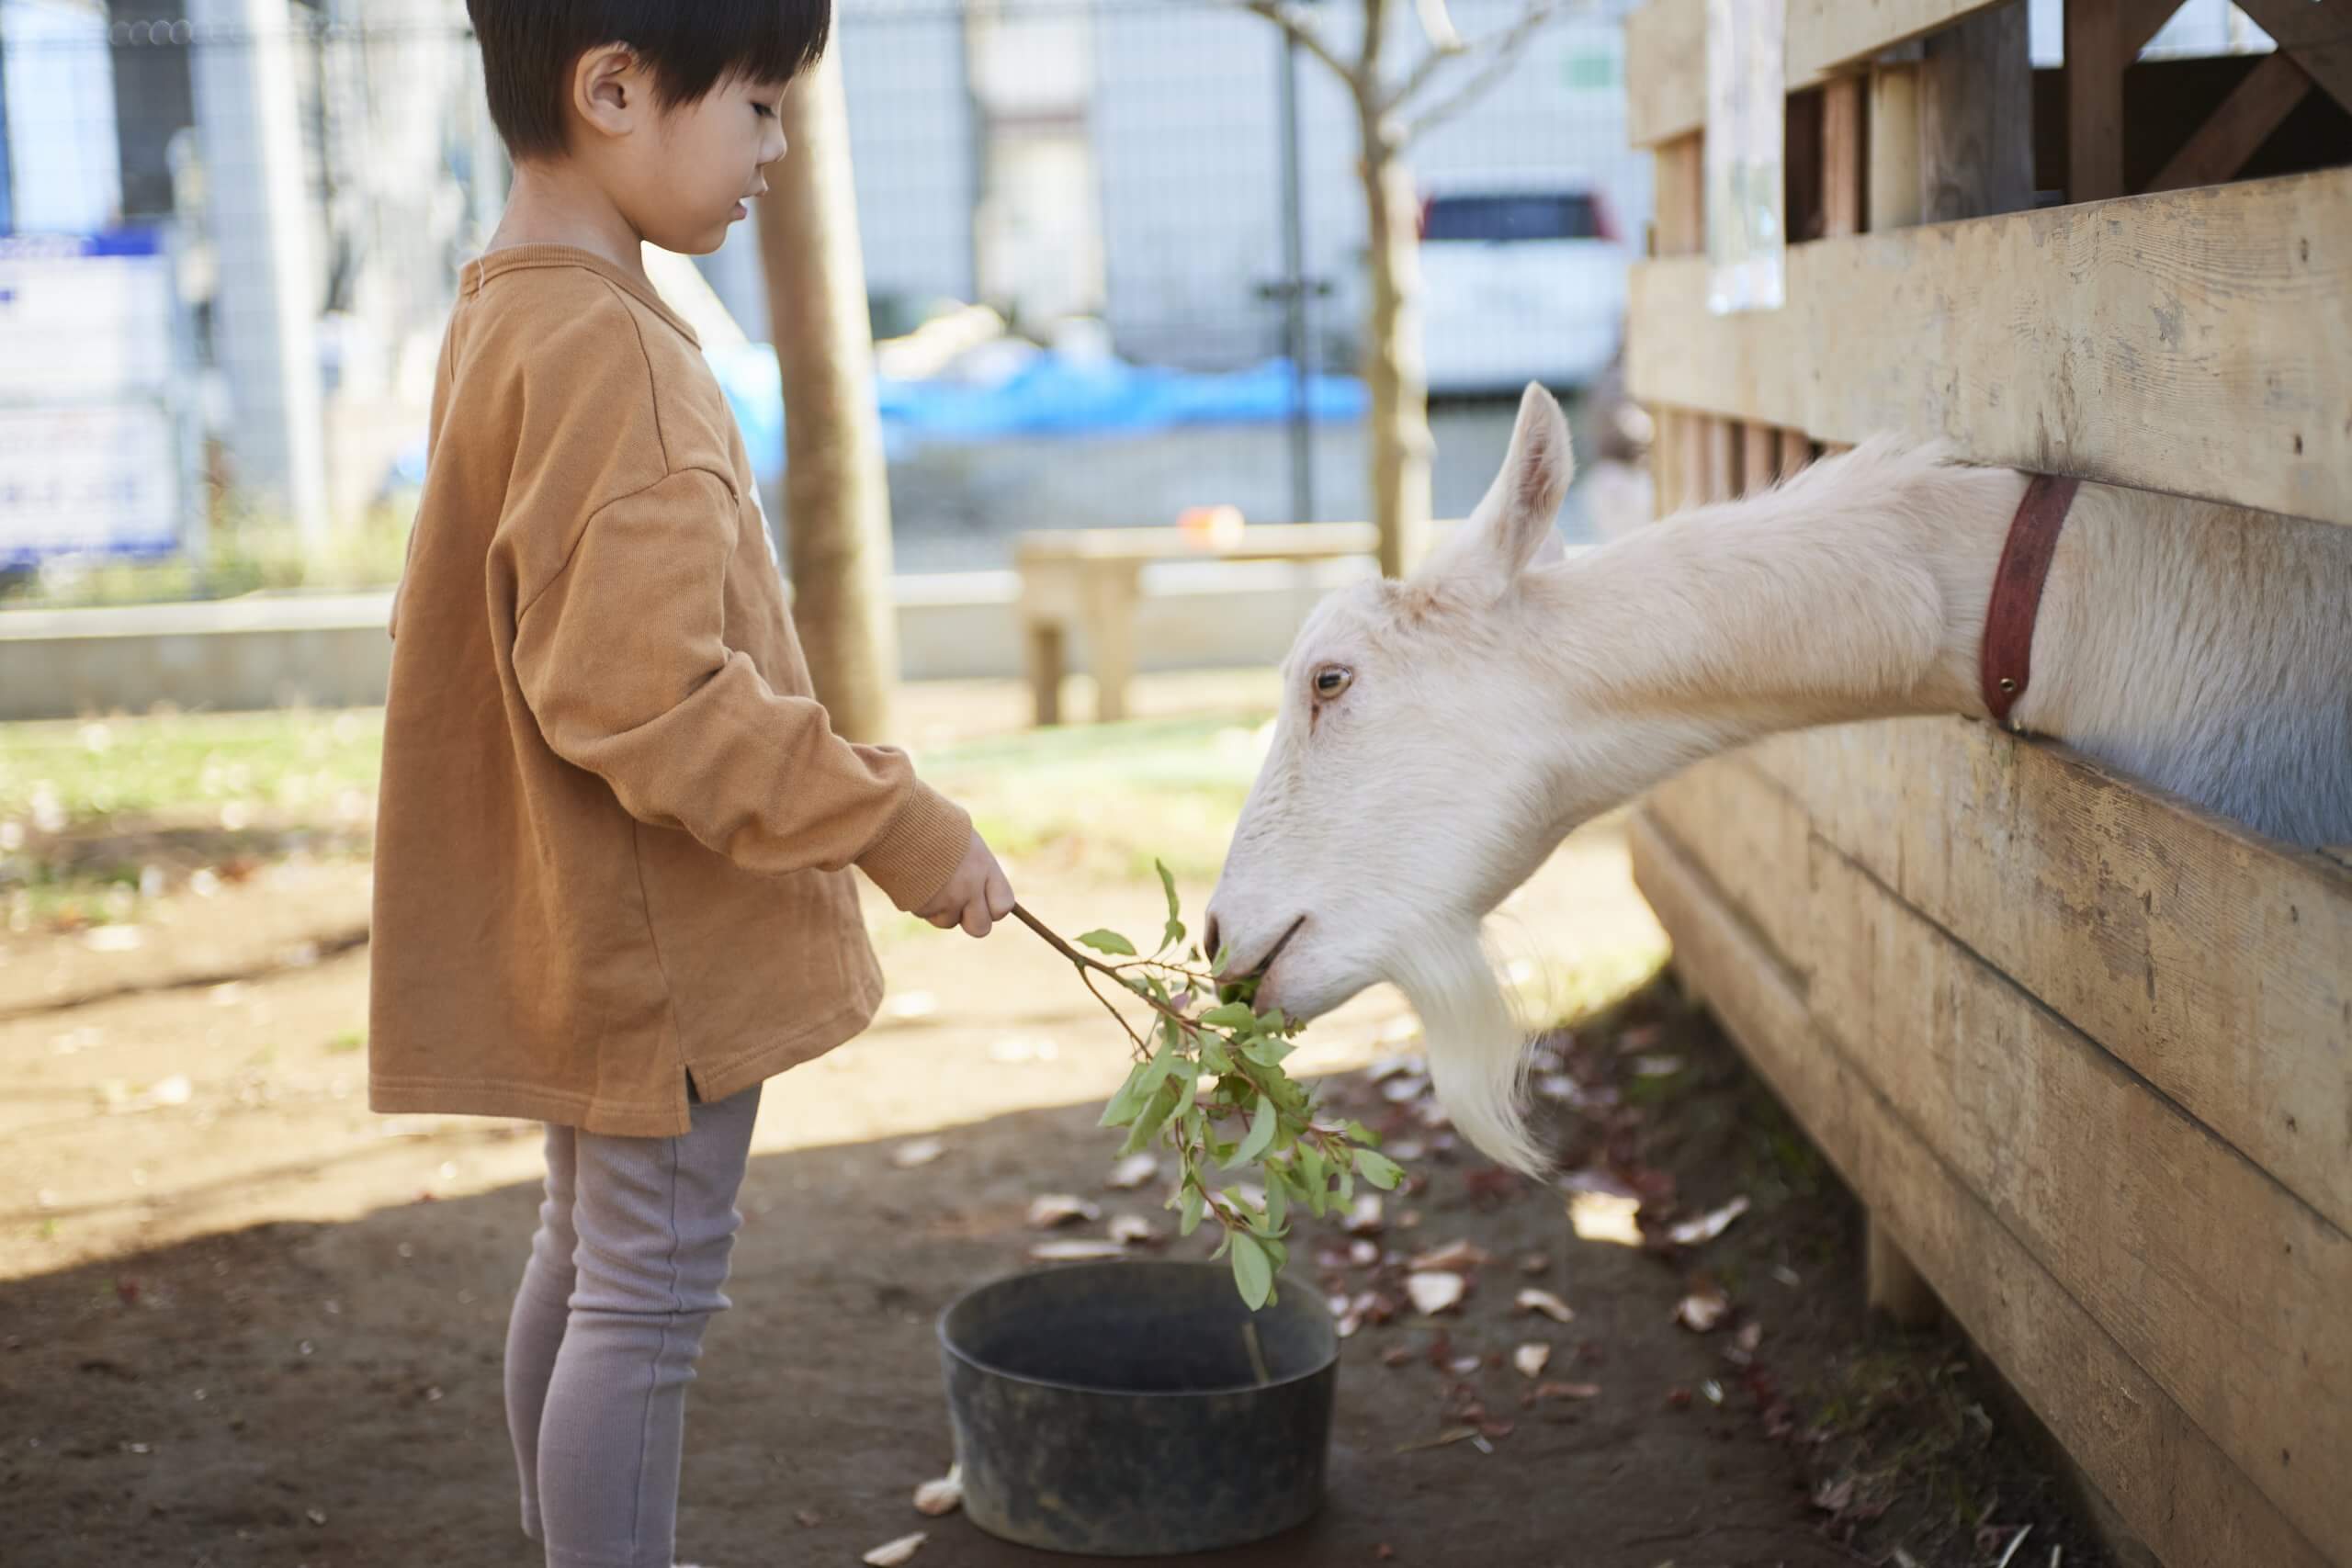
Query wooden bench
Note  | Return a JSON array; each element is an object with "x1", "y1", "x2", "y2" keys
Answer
[{"x1": 1013, "y1": 521, "x2": 1385, "y2": 725}]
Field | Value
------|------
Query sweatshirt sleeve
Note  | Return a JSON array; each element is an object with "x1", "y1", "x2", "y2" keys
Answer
[{"x1": 509, "y1": 466, "x2": 972, "y2": 910}]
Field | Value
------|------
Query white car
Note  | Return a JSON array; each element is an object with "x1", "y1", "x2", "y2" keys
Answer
[{"x1": 1415, "y1": 187, "x2": 1631, "y2": 395}]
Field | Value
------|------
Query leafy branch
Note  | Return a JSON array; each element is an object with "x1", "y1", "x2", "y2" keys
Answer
[{"x1": 1012, "y1": 867, "x2": 1407, "y2": 1310}]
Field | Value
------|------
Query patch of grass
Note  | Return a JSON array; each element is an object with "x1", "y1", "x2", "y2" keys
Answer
[
  {"x1": 919, "y1": 712, "x2": 1270, "y2": 883},
  {"x1": 325, "y1": 1032, "x2": 366, "y2": 1055},
  {"x1": 0, "y1": 710, "x2": 382, "y2": 830}
]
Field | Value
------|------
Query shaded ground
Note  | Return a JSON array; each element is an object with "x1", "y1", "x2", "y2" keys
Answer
[{"x1": 0, "y1": 679, "x2": 2105, "y2": 1567}]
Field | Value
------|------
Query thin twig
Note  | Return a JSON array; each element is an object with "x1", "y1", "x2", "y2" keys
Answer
[
  {"x1": 1396, "y1": 0, "x2": 1564, "y2": 136},
  {"x1": 1413, "y1": 0, "x2": 1467, "y2": 53},
  {"x1": 1232, "y1": 0, "x2": 1358, "y2": 84}
]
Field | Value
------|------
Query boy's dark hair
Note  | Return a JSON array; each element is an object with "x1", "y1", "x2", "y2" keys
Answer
[{"x1": 468, "y1": 1, "x2": 831, "y2": 160}]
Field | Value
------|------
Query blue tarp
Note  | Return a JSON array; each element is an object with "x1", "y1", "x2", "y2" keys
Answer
[
  {"x1": 391, "y1": 344, "x2": 1368, "y2": 494},
  {"x1": 704, "y1": 343, "x2": 1367, "y2": 487}
]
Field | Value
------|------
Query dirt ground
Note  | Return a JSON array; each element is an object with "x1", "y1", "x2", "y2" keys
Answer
[{"x1": 1, "y1": 677, "x2": 2106, "y2": 1568}]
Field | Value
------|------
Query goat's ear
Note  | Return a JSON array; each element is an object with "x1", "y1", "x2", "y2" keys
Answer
[{"x1": 1423, "y1": 382, "x2": 1575, "y2": 585}]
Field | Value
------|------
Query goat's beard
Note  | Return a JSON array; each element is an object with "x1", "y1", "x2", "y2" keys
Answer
[{"x1": 1387, "y1": 920, "x2": 1546, "y2": 1176}]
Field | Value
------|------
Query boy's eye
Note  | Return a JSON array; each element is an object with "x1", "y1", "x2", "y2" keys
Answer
[{"x1": 752, "y1": 102, "x2": 775, "y2": 118}]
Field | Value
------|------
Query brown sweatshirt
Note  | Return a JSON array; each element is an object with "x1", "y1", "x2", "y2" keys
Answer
[{"x1": 368, "y1": 245, "x2": 970, "y2": 1135}]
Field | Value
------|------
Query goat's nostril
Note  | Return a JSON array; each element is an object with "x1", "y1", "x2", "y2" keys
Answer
[{"x1": 1204, "y1": 917, "x2": 1223, "y2": 966}]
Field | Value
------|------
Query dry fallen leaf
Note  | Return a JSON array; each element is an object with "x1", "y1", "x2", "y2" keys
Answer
[
  {"x1": 1408, "y1": 1239, "x2": 1489, "y2": 1273},
  {"x1": 1105, "y1": 1153, "x2": 1159, "y2": 1190},
  {"x1": 1107, "y1": 1214, "x2": 1161, "y2": 1247},
  {"x1": 1536, "y1": 1380, "x2": 1601, "y2": 1401},
  {"x1": 891, "y1": 1138, "x2": 944, "y2": 1169},
  {"x1": 1029, "y1": 1238, "x2": 1130, "y2": 1263},
  {"x1": 1344, "y1": 1196, "x2": 1385, "y2": 1235},
  {"x1": 912, "y1": 1463, "x2": 963, "y2": 1517},
  {"x1": 1515, "y1": 1288, "x2": 1575, "y2": 1325},
  {"x1": 1666, "y1": 1195, "x2": 1751, "y2": 1247},
  {"x1": 1736, "y1": 1321, "x2": 1764, "y2": 1353},
  {"x1": 1518, "y1": 1252, "x2": 1551, "y2": 1277},
  {"x1": 864, "y1": 1531, "x2": 928, "y2": 1566},
  {"x1": 1676, "y1": 1286, "x2": 1731, "y2": 1333},
  {"x1": 1406, "y1": 1271, "x2": 1466, "y2": 1316},
  {"x1": 1025, "y1": 1194, "x2": 1102, "y2": 1230},
  {"x1": 1511, "y1": 1343, "x2": 1552, "y2": 1380},
  {"x1": 1348, "y1": 1239, "x2": 1381, "y2": 1268},
  {"x1": 1447, "y1": 1354, "x2": 1483, "y2": 1376},
  {"x1": 1394, "y1": 1426, "x2": 1480, "y2": 1454}
]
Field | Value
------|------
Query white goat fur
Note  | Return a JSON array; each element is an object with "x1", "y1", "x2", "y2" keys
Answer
[{"x1": 1207, "y1": 386, "x2": 2352, "y2": 1173}]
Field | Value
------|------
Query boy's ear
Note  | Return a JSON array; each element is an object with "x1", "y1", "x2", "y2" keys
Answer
[{"x1": 573, "y1": 43, "x2": 642, "y2": 140}]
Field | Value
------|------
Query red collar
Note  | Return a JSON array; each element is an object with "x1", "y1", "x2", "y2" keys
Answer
[{"x1": 1981, "y1": 475, "x2": 2080, "y2": 729}]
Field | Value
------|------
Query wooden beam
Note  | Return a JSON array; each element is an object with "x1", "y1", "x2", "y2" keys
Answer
[
  {"x1": 1745, "y1": 719, "x2": 2352, "y2": 1241},
  {"x1": 1868, "y1": 62, "x2": 1925, "y2": 229},
  {"x1": 1626, "y1": 0, "x2": 1707, "y2": 148},
  {"x1": 1629, "y1": 810, "x2": 2337, "y2": 1568},
  {"x1": 1820, "y1": 75, "x2": 1866, "y2": 236},
  {"x1": 2232, "y1": 0, "x2": 2352, "y2": 115},
  {"x1": 1643, "y1": 768, "x2": 2352, "y2": 1556},
  {"x1": 1628, "y1": 0, "x2": 2021, "y2": 146},
  {"x1": 1778, "y1": 427, "x2": 1812, "y2": 475},
  {"x1": 2148, "y1": 53, "x2": 2313, "y2": 192},
  {"x1": 1624, "y1": 167, "x2": 2352, "y2": 527},
  {"x1": 1865, "y1": 1218, "x2": 1942, "y2": 1326},
  {"x1": 2067, "y1": 0, "x2": 2132, "y2": 202},
  {"x1": 1653, "y1": 134, "x2": 1705, "y2": 256},
  {"x1": 1741, "y1": 421, "x2": 1780, "y2": 493},
  {"x1": 1704, "y1": 418, "x2": 1738, "y2": 503},
  {"x1": 1920, "y1": 0, "x2": 2034, "y2": 220},
  {"x1": 2121, "y1": 0, "x2": 2188, "y2": 57}
]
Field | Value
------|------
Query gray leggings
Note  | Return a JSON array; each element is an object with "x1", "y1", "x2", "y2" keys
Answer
[{"x1": 504, "y1": 1084, "x2": 761, "y2": 1568}]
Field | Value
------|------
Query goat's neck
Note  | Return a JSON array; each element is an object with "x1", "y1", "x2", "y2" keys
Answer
[{"x1": 1534, "y1": 447, "x2": 2028, "y2": 798}]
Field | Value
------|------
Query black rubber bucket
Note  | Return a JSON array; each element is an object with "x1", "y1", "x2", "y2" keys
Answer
[{"x1": 938, "y1": 1259, "x2": 1340, "y2": 1556}]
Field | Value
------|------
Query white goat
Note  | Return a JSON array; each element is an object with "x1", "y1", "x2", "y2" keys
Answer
[{"x1": 1207, "y1": 385, "x2": 2352, "y2": 1172}]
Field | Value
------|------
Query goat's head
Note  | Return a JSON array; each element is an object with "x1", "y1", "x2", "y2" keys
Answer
[{"x1": 1205, "y1": 384, "x2": 1586, "y2": 1172}]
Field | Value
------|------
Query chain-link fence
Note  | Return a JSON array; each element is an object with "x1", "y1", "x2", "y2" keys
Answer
[{"x1": 0, "y1": 0, "x2": 1647, "y2": 586}]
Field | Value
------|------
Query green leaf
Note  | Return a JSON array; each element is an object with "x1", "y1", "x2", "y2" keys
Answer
[
  {"x1": 1178, "y1": 1185, "x2": 1206, "y2": 1236},
  {"x1": 1263, "y1": 1176, "x2": 1290, "y2": 1235},
  {"x1": 1229, "y1": 1232, "x2": 1274, "y2": 1311},
  {"x1": 1353, "y1": 1149, "x2": 1405, "y2": 1191},
  {"x1": 1156, "y1": 862, "x2": 1186, "y2": 954},
  {"x1": 1098, "y1": 1060, "x2": 1154, "y2": 1128},
  {"x1": 1122, "y1": 1078, "x2": 1182, "y2": 1155},
  {"x1": 1078, "y1": 929, "x2": 1137, "y2": 956},
  {"x1": 1198, "y1": 1001, "x2": 1258, "y2": 1031},
  {"x1": 1228, "y1": 1094, "x2": 1280, "y2": 1168},
  {"x1": 1343, "y1": 1121, "x2": 1382, "y2": 1147},
  {"x1": 1299, "y1": 1147, "x2": 1329, "y2": 1216}
]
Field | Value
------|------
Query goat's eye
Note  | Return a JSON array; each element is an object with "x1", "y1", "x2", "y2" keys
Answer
[{"x1": 1312, "y1": 666, "x2": 1353, "y2": 700}]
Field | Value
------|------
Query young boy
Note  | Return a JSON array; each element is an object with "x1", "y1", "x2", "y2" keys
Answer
[{"x1": 368, "y1": 6, "x2": 1015, "y2": 1564}]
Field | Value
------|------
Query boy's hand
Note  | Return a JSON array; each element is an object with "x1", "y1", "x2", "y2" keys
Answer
[{"x1": 915, "y1": 831, "x2": 1016, "y2": 938}]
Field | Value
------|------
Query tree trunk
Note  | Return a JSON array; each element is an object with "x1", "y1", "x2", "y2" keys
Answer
[
  {"x1": 1360, "y1": 128, "x2": 1435, "y2": 578},
  {"x1": 756, "y1": 49, "x2": 899, "y2": 744}
]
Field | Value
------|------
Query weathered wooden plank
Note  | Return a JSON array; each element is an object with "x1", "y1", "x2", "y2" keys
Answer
[
  {"x1": 1868, "y1": 62, "x2": 1925, "y2": 230},
  {"x1": 2148, "y1": 53, "x2": 2314, "y2": 193},
  {"x1": 1821, "y1": 76, "x2": 1865, "y2": 236},
  {"x1": 1627, "y1": 0, "x2": 1708, "y2": 148},
  {"x1": 1624, "y1": 167, "x2": 2352, "y2": 526},
  {"x1": 2067, "y1": 0, "x2": 2132, "y2": 202},
  {"x1": 1919, "y1": 0, "x2": 2033, "y2": 220},
  {"x1": 1741, "y1": 422, "x2": 1780, "y2": 493},
  {"x1": 1643, "y1": 763, "x2": 2352, "y2": 1554},
  {"x1": 1629, "y1": 0, "x2": 2018, "y2": 145},
  {"x1": 1704, "y1": 418, "x2": 1739, "y2": 504},
  {"x1": 1629, "y1": 808, "x2": 2335, "y2": 1568},
  {"x1": 1746, "y1": 718, "x2": 2352, "y2": 1241},
  {"x1": 1778, "y1": 426, "x2": 1812, "y2": 476},
  {"x1": 2233, "y1": 0, "x2": 2352, "y2": 114}
]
